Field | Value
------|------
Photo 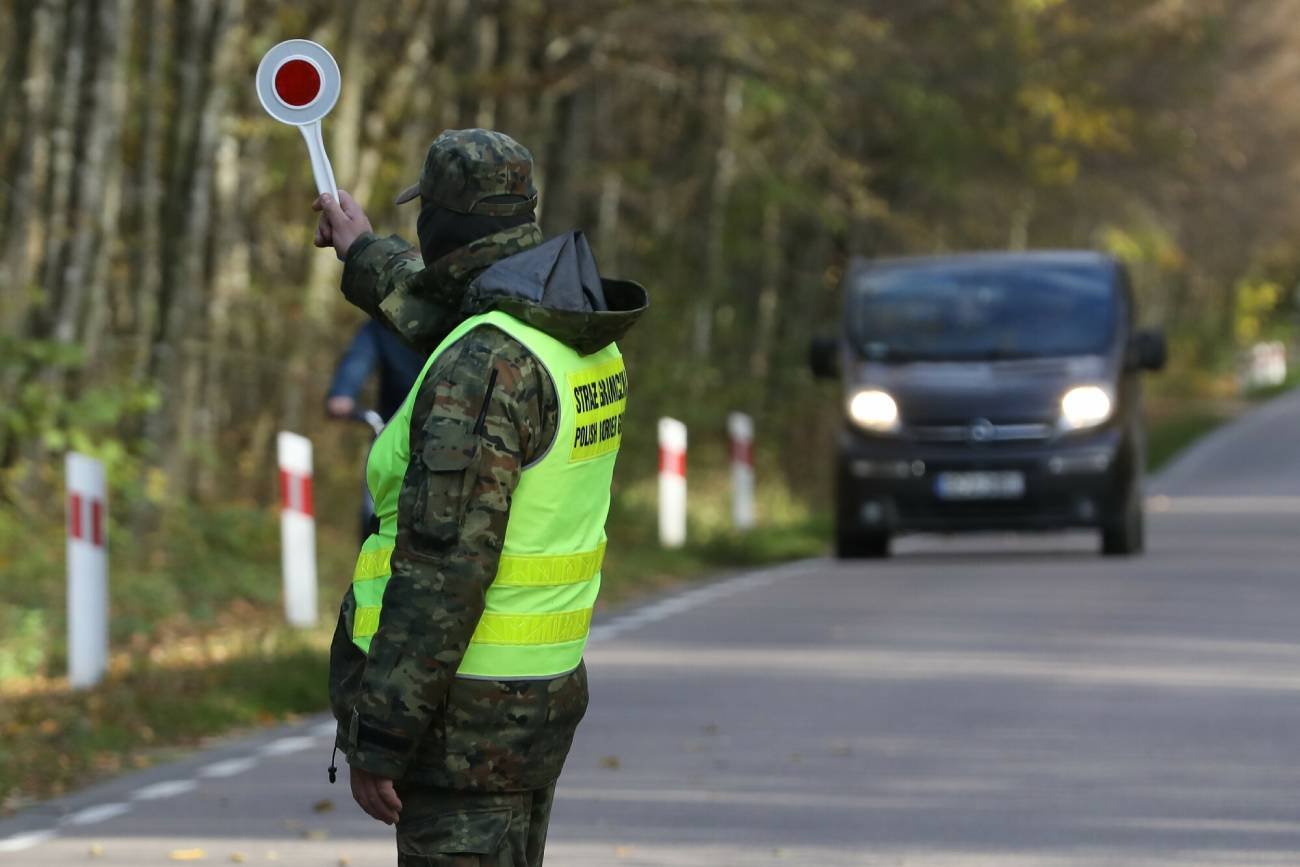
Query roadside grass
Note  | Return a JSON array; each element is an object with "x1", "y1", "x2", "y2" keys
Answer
[
  {"x1": 0, "y1": 629, "x2": 330, "y2": 813},
  {"x1": 1142, "y1": 368, "x2": 1300, "y2": 473},
  {"x1": 1146, "y1": 407, "x2": 1234, "y2": 473},
  {"x1": 0, "y1": 455, "x2": 825, "y2": 810},
  {"x1": 1239, "y1": 369, "x2": 1300, "y2": 404}
]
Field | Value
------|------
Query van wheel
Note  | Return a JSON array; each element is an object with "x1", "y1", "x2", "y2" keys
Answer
[
  {"x1": 836, "y1": 531, "x2": 891, "y2": 559},
  {"x1": 1101, "y1": 483, "x2": 1144, "y2": 556}
]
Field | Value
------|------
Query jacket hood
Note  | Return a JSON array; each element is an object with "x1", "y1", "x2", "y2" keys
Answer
[{"x1": 463, "y1": 231, "x2": 648, "y2": 355}]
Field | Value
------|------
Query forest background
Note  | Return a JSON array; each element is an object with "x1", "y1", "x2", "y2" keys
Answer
[{"x1": 4, "y1": 0, "x2": 1300, "y2": 802}]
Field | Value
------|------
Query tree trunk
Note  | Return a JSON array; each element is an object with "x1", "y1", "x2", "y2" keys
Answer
[
  {"x1": 35, "y1": 0, "x2": 89, "y2": 341},
  {"x1": 540, "y1": 77, "x2": 593, "y2": 237},
  {"x1": 493, "y1": 0, "x2": 527, "y2": 133},
  {"x1": 129, "y1": 0, "x2": 167, "y2": 381},
  {"x1": 692, "y1": 69, "x2": 741, "y2": 363},
  {"x1": 472, "y1": 4, "x2": 499, "y2": 129},
  {"x1": 0, "y1": 0, "x2": 53, "y2": 337},
  {"x1": 453, "y1": 0, "x2": 481, "y2": 127},
  {"x1": 750, "y1": 202, "x2": 782, "y2": 382},
  {"x1": 199, "y1": 132, "x2": 251, "y2": 499},
  {"x1": 0, "y1": 0, "x2": 55, "y2": 469},
  {"x1": 58, "y1": 0, "x2": 129, "y2": 365},
  {"x1": 596, "y1": 170, "x2": 623, "y2": 274},
  {"x1": 84, "y1": 0, "x2": 135, "y2": 366},
  {"x1": 431, "y1": 0, "x2": 471, "y2": 132}
]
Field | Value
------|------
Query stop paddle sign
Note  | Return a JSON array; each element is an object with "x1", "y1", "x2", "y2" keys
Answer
[
  {"x1": 274, "y1": 59, "x2": 322, "y2": 108},
  {"x1": 256, "y1": 39, "x2": 341, "y2": 199}
]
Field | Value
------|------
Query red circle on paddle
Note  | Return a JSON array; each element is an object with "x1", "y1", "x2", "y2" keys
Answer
[{"x1": 274, "y1": 58, "x2": 321, "y2": 107}]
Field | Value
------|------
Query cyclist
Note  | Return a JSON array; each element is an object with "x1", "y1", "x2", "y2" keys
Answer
[
  {"x1": 325, "y1": 319, "x2": 423, "y2": 423},
  {"x1": 326, "y1": 320, "x2": 424, "y2": 540}
]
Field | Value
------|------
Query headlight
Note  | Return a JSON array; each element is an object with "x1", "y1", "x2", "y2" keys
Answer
[
  {"x1": 1060, "y1": 385, "x2": 1113, "y2": 431},
  {"x1": 848, "y1": 389, "x2": 900, "y2": 433}
]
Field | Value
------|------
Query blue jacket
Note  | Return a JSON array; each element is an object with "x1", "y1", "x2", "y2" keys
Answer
[{"x1": 327, "y1": 321, "x2": 424, "y2": 421}]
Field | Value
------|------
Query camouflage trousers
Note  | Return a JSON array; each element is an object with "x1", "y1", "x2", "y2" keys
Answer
[{"x1": 393, "y1": 782, "x2": 555, "y2": 866}]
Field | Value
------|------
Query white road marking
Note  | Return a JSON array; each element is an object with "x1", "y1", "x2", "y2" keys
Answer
[
  {"x1": 590, "y1": 559, "x2": 819, "y2": 643},
  {"x1": 259, "y1": 735, "x2": 316, "y2": 756},
  {"x1": 198, "y1": 756, "x2": 257, "y2": 778},
  {"x1": 131, "y1": 779, "x2": 197, "y2": 801},
  {"x1": 0, "y1": 829, "x2": 57, "y2": 853},
  {"x1": 63, "y1": 802, "x2": 131, "y2": 826},
  {"x1": 311, "y1": 720, "x2": 338, "y2": 739},
  {"x1": 1147, "y1": 495, "x2": 1300, "y2": 514}
]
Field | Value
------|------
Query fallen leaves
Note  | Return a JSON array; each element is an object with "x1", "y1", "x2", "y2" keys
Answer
[
  {"x1": 0, "y1": 623, "x2": 331, "y2": 805},
  {"x1": 169, "y1": 848, "x2": 206, "y2": 861}
]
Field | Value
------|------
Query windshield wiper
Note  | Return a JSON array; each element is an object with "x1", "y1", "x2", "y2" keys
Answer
[
  {"x1": 963, "y1": 348, "x2": 1037, "y2": 361},
  {"x1": 861, "y1": 344, "x2": 923, "y2": 362},
  {"x1": 860, "y1": 345, "x2": 1041, "y2": 363}
]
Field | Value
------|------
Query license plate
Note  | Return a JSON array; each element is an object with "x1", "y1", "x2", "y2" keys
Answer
[{"x1": 935, "y1": 471, "x2": 1025, "y2": 501}]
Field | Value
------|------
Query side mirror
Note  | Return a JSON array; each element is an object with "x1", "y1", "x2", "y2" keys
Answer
[
  {"x1": 809, "y1": 336, "x2": 840, "y2": 379},
  {"x1": 1129, "y1": 329, "x2": 1167, "y2": 372}
]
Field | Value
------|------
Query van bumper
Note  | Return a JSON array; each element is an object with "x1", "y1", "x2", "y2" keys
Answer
[{"x1": 835, "y1": 426, "x2": 1129, "y2": 534}]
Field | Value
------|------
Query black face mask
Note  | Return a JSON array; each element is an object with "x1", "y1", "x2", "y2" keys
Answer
[{"x1": 417, "y1": 199, "x2": 536, "y2": 266}]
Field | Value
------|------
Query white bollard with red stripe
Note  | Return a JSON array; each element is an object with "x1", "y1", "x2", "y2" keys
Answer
[
  {"x1": 66, "y1": 452, "x2": 108, "y2": 689},
  {"x1": 728, "y1": 412, "x2": 756, "y2": 531},
  {"x1": 277, "y1": 431, "x2": 318, "y2": 627},
  {"x1": 658, "y1": 417, "x2": 688, "y2": 548}
]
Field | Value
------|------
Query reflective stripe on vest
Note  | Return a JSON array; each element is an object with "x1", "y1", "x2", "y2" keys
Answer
[
  {"x1": 349, "y1": 309, "x2": 624, "y2": 680},
  {"x1": 351, "y1": 540, "x2": 607, "y2": 643}
]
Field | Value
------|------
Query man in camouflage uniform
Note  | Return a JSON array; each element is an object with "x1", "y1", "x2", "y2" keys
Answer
[{"x1": 313, "y1": 129, "x2": 647, "y2": 865}]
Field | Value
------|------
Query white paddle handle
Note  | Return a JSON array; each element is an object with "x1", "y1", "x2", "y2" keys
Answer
[{"x1": 299, "y1": 121, "x2": 338, "y2": 200}]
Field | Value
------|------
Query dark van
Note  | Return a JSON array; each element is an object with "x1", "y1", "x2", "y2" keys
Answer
[{"x1": 811, "y1": 251, "x2": 1166, "y2": 559}]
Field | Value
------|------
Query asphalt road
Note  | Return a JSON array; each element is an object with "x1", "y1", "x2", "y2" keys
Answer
[{"x1": 5, "y1": 390, "x2": 1300, "y2": 865}]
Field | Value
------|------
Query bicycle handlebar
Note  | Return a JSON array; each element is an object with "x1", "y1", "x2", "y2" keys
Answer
[{"x1": 349, "y1": 407, "x2": 386, "y2": 436}]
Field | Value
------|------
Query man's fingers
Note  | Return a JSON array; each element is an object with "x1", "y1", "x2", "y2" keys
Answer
[
  {"x1": 352, "y1": 775, "x2": 400, "y2": 825},
  {"x1": 337, "y1": 189, "x2": 361, "y2": 217},
  {"x1": 353, "y1": 778, "x2": 386, "y2": 824},
  {"x1": 316, "y1": 192, "x2": 347, "y2": 224},
  {"x1": 314, "y1": 215, "x2": 331, "y2": 247},
  {"x1": 375, "y1": 778, "x2": 403, "y2": 819},
  {"x1": 351, "y1": 773, "x2": 377, "y2": 820},
  {"x1": 309, "y1": 190, "x2": 369, "y2": 260}
]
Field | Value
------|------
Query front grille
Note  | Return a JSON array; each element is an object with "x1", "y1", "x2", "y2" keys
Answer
[
  {"x1": 891, "y1": 490, "x2": 1095, "y2": 529},
  {"x1": 908, "y1": 422, "x2": 1053, "y2": 444}
]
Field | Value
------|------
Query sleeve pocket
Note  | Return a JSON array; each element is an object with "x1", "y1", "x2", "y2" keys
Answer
[{"x1": 412, "y1": 416, "x2": 481, "y2": 550}]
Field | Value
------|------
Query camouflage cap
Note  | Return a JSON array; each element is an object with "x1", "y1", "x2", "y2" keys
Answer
[{"x1": 393, "y1": 129, "x2": 538, "y2": 217}]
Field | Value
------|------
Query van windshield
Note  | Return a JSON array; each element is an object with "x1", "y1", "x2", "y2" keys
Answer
[{"x1": 851, "y1": 262, "x2": 1118, "y2": 361}]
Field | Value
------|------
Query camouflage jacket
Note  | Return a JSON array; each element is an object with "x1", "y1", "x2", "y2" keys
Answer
[{"x1": 329, "y1": 226, "x2": 647, "y2": 792}]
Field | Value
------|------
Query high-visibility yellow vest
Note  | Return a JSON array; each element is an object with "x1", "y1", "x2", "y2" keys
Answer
[{"x1": 350, "y1": 309, "x2": 625, "y2": 679}]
